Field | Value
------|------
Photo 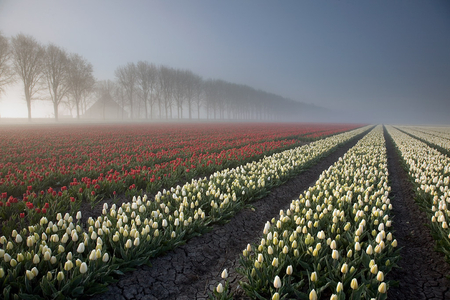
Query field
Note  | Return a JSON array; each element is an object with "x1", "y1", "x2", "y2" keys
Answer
[{"x1": 0, "y1": 123, "x2": 449, "y2": 300}]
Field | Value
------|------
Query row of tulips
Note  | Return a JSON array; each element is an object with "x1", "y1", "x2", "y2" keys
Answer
[
  {"x1": 386, "y1": 126, "x2": 450, "y2": 262},
  {"x1": 0, "y1": 126, "x2": 370, "y2": 299},
  {"x1": 0, "y1": 124, "x2": 361, "y2": 237},
  {"x1": 212, "y1": 126, "x2": 399, "y2": 300},
  {"x1": 396, "y1": 126, "x2": 450, "y2": 154}
]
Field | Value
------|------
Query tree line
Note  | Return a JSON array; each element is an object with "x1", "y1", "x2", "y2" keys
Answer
[{"x1": 0, "y1": 33, "x2": 308, "y2": 121}]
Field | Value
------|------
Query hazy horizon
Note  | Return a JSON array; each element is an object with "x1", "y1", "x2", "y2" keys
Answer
[{"x1": 0, "y1": 0, "x2": 449, "y2": 124}]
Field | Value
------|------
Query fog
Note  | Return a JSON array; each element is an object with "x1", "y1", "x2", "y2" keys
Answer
[{"x1": 0, "y1": 0, "x2": 449, "y2": 125}]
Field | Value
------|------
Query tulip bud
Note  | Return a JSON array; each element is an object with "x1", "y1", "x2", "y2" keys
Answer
[
  {"x1": 33, "y1": 254, "x2": 40, "y2": 264},
  {"x1": 221, "y1": 269, "x2": 228, "y2": 279},
  {"x1": 272, "y1": 258, "x2": 279, "y2": 267},
  {"x1": 332, "y1": 250, "x2": 339, "y2": 260},
  {"x1": 77, "y1": 242, "x2": 85, "y2": 253},
  {"x1": 64, "y1": 260, "x2": 74, "y2": 271},
  {"x1": 309, "y1": 289, "x2": 317, "y2": 300},
  {"x1": 15, "y1": 234, "x2": 22, "y2": 243},
  {"x1": 370, "y1": 264, "x2": 378, "y2": 274},
  {"x1": 377, "y1": 271, "x2": 384, "y2": 281},
  {"x1": 102, "y1": 253, "x2": 109, "y2": 262},
  {"x1": 216, "y1": 282, "x2": 223, "y2": 293},
  {"x1": 80, "y1": 262, "x2": 88, "y2": 274},
  {"x1": 350, "y1": 278, "x2": 358, "y2": 290},
  {"x1": 286, "y1": 265, "x2": 293, "y2": 275},
  {"x1": 336, "y1": 282, "x2": 343, "y2": 292},
  {"x1": 57, "y1": 271, "x2": 64, "y2": 281},
  {"x1": 26, "y1": 270, "x2": 35, "y2": 280},
  {"x1": 310, "y1": 271, "x2": 318, "y2": 282},
  {"x1": 378, "y1": 282, "x2": 387, "y2": 293},
  {"x1": 274, "y1": 275, "x2": 282, "y2": 288},
  {"x1": 272, "y1": 292, "x2": 280, "y2": 300},
  {"x1": 341, "y1": 263, "x2": 348, "y2": 274}
]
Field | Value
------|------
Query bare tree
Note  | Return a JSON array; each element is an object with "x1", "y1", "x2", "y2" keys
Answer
[
  {"x1": 173, "y1": 69, "x2": 186, "y2": 119},
  {"x1": 194, "y1": 79, "x2": 204, "y2": 119},
  {"x1": 136, "y1": 61, "x2": 157, "y2": 119},
  {"x1": 0, "y1": 33, "x2": 15, "y2": 100},
  {"x1": 42, "y1": 44, "x2": 70, "y2": 120},
  {"x1": 158, "y1": 65, "x2": 175, "y2": 119},
  {"x1": 181, "y1": 70, "x2": 202, "y2": 120},
  {"x1": 115, "y1": 62, "x2": 137, "y2": 118},
  {"x1": 10, "y1": 34, "x2": 44, "y2": 120},
  {"x1": 67, "y1": 53, "x2": 95, "y2": 119},
  {"x1": 113, "y1": 83, "x2": 128, "y2": 119}
]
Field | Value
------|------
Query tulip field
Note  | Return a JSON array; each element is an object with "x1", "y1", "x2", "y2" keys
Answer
[{"x1": 1, "y1": 122, "x2": 450, "y2": 299}]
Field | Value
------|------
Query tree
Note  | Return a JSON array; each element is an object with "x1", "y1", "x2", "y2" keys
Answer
[
  {"x1": 0, "y1": 32, "x2": 15, "y2": 100},
  {"x1": 173, "y1": 69, "x2": 186, "y2": 119},
  {"x1": 42, "y1": 44, "x2": 70, "y2": 120},
  {"x1": 67, "y1": 53, "x2": 95, "y2": 119},
  {"x1": 158, "y1": 65, "x2": 175, "y2": 119},
  {"x1": 183, "y1": 70, "x2": 202, "y2": 120},
  {"x1": 115, "y1": 63, "x2": 137, "y2": 118},
  {"x1": 10, "y1": 34, "x2": 44, "y2": 120},
  {"x1": 136, "y1": 61, "x2": 157, "y2": 119}
]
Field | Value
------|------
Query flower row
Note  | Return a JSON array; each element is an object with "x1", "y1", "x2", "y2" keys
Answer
[
  {"x1": 217, "y1": 126, "x2": 398, "y2": 300},
  {"x1": 397, "y1": 126, "x2": 450, "y2": 153},
  {"x1": 386, "y1": 126, "x2": 450, "y2": 261},
  {"x1": 0, "y1": 126, "x2": 370, "y2": 299}
]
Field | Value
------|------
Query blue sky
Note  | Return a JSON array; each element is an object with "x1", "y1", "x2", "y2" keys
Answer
[{"x1": 0, "y1": 0, "x2": 449, "y2": 123}]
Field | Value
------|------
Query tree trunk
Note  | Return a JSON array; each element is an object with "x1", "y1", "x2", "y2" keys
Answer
[{"x1": 54, "y1": 102, "x2": 59, "y2": 121}]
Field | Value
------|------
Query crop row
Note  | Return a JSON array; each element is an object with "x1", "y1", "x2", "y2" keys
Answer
[
  {"x1": 0, "y1": 126, "x2": 369, "y2": 299},
  {"x1": 212, "y1": 126, "x2": 399, "y2": 300},
  {"x1": 0, "y1": 123, "x2": 361, "y2": 237},
  {"x1": 386, "y1": 126, "x2": 450, "y2": 263},
  {"x1": 396, "y1": 126, "x2": 450, "y2": 154}
]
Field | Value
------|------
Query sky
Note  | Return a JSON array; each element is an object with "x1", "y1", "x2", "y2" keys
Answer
[{"x1": 0, "y1": 0, "x2": 449, "y2": 124}]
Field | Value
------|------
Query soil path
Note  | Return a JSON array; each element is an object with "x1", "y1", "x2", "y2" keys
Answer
[
  {"x1": 85, "y1": 133, "x2": 367, "y2": 300},
  {"x1": 384, "y1": 127, "x2": 450, "y2": 300}
]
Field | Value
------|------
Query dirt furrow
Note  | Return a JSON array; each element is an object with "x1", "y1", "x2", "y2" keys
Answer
[
  {"x1": 85, "y1": 132, "x2": 367, "y2": 300},
  {"x1": 384, "y1": 127, "x2": 450, "y2": 300}
]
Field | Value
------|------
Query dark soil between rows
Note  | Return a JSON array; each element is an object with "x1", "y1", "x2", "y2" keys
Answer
[
  {"x1": 84, "y1": 133, "x2": 367, "y2": 300},
  {"x1": 384, "y1": 127, "x2": 450, "y2": 300}
]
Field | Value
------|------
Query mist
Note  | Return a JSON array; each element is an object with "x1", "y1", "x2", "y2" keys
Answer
[{"x1": 0, "y1": 0, "x2": 449, "y2": 125}]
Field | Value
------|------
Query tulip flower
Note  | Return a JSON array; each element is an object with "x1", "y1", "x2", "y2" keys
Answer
[
  {"x1": 350, "y1": 278, "x2": 358, "y2": 290},
  {"x1": 286, "y1": 265, "x2": 293, "y2": 275},
  {"x1": 378, "y1": 282, "x2": 387, "y2": 293},
  {"x1": 216, "y1": 283, "x2": 223, "y2": 293},
  {"x1": 309, "y1": 289, "x2": 318, "y2": 300},
  {"x1": 273, "y1": 275, "x2": 282, "y2": 288}
]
